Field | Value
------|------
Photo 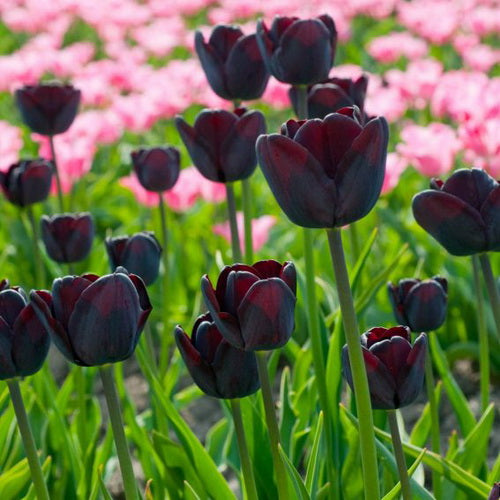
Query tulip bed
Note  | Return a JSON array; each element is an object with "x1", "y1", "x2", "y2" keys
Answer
[{"x1": 0, "y1": 1, "x2": 499, "y2": 500}]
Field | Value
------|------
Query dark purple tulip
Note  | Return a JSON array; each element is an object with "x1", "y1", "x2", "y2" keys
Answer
[
  {"x1": 0, "y1": 159, "x2": 53, "y2": 207},
  {"x1": 289, "y1": 75, "x2": 369, "y2": 120},
  {"x1": 388, "y1": 277, "x2": 448, "y2": 332},
  {"x1": 0, "y1": 281, "x2": 50, "y2": 380},
  {"x1": 488, "y1": 483, "x2": 500, "y2": 500},
  {"x1": 412, "y1": 168, "x2": 500, "y2": 256},
  {"x1": 175, "y1": 313, "x2": 260, "y2": 399},
  {"x1": 256, "y1": 15, "x2": 337, "y2": 85},
  {"x1": 201, "y1": 260, "x2": 296, "y2": 351},
  {"x1": 41, "y1": 213, "x2": 94, "y2": 263},
  {"x1": 257, "y1": 108, "x2": 389, "y2": 228},
  {"x1": 175, "y1": 108, "x2": 266, "y2": 183},
  {"x1": 15, "y1": 83, "x2": 81, "y2": 136},
  {"x1": 30, "y1": 269, "x2": 152, "y2": 366},
  {"x1": 342, "y1": 326, "x2": 427, "y2": 410},
  {"x1": 131, "y1": 147, "x2": 180, "y2": 192},
  {"x1": 195, "y1": 25, "x2": 269, "y2": 101},
  {"x1": 106, "y1": 232, "x2": 162, "y2": 286}
]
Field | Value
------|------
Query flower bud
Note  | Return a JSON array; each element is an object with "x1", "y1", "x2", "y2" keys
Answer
[{"x1": 131, "y1": 147, "x2": 180, "y2": 192}]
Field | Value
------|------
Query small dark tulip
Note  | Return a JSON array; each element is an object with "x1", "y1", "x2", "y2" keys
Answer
[
  {"x1": 0, "y1": 281, "x2": 50, "y2": 380},
  {"x1": 131, "y1": 147, "x2": 180, "y2": 192},
  {"x1": 175, "y1": 107, "x2": 266, "y2": 183},
  {"x1": 0, "y1": 159, "x2": 53, "y2": 207},
  {"x1": 257, "y1": 108, "x2": 389, "y2": 228},
  {"x1": 388, "y1": 277, "x2": 448, "y2": 332},
  {"x1": 289, "y1": 75, "x2": 369, "y2": 120},
  {"x1": 30, "y1": 268, "x2": 152, "y2": 366},
  {"x1": 195, "y1": 25, "x2": 269, "y2": 101},
  {"x1": 488, "y1": 483, "x2": 500, "y2": 500},
  {"x1": 41, "y1": 213, "x2": 94, "y2": 264},
  {"x1": 15, "y1": 83, "x2": 81, "y2": 136},
  {"x1": 412, "y1": 168, "x2": 500, "y2": 256},
  {"x1": 106, "y1": 232, "x2": 162, "y2": 286},
  {"x1": 175, "y1": 313, "x2": 260, "y2": 399},
  {"x1": 342, "y1": 326, "x2": 427, "y2": 410},
  {"x1": 256, "y1": 15, "x2": 337, "y2": 85},
  {"x1": 201, "y1": 260, "x2": 296, "y2": 351}
]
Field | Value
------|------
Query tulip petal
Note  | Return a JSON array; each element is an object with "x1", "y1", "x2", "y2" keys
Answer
[
  {"x1": 121, "y1": 234, "x2": 162, "y2": 286},
  {"x1": 405, "y1": 281, "x2": 447, "y2": 332},
  {"x1": 127, "y1": 273, "x2": 153, "y2": 337},
  {"x1": 481, "y1": 186, "x2": 500, "y2": 251},
  {"x1": 308, "y1": 84, "x2": 353, "y2": 119},
  {"x1": 53, "y1": 276, "x2": 94, "y2": 331},
  {"x1": 0, "y1": 317, "x2": 16, "y2": 379},
  {"x1": 20, "y1": 162, "x2": 53, "y2": 205},
  {"x1": 398, "y1": 333, "x2": 427, "y2": 407},
  {"x1": 369, "y1": 337, "x2": 412, "y2": 379},
  {"x1": 0, "y1": 290, "x2": 26, "y2": 328},
  {"x1": 224, "y1": 271, "x2": 259, "y2": 316},
  {"x1": 387, "y1": 283, "x2": 408, "y2": 325},
  {"x1": 214, "y1": 264, "x2": 255, "y2": 305},
  {"x1": 412, "y1": 190, "x2": 487, "y2": 255},
  {"x1": 257, "y1": 134, "x2": 336, "y2": 228},
  {"x1": 192, "y1": 319, "x2": 223, "y2": 364}
]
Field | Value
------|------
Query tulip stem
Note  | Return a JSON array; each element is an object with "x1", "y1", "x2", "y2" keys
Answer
[
  {"x1": 230, "y1": 399, "x2": 259, "y2": 500},
  {"x1": 7, "y1": 379, "x2": 50, "y2": 500},
  {"x1": 158, "y1": 193, "x2": 170, "y2": 339},
  {"x1": 424, "y1": 347, "x2": 441, "y2": 500},
  {"x1": 255, "y1": 352, "x2": 289, "y2": 499},
  {"x1": 387, "y1": 410, "x2": 412, "y2": 500},
  {"x1": 241, "y1": 178, "x2": 253, "y2": 263},
  {"x1": 49, "y1": 135, "x2": 64, "y2": 212},
  {"x1": 99, "y1": 365, "x2": 139, "y2": 500},
  {"x1": 75, "y1": 366, "x2": 87, "y2": 452},
  {"x1": 26, "y1": 205, "x2": 45, "y2": 288},
  {"x1": 472, "y1": 255, "x2": 489, "y2": 412},
  {"x1": 294, "y1": 85, "x2": 308, "y2": 120},
  {"x1": 225, "y1": 183, "x2": 242, "y2": 262},
  {"x1": 479, "y1": 253, "x2": 500, "y2": 340},
  {"x1": 326, "y1": 228, "x2": 380, "y2": 500}
]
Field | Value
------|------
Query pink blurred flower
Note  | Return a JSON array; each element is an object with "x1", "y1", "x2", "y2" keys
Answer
[
  {"x1": 131, "y1": 17, "x2": 186, "y2": 57},
  {"x1": 382, "y1": 152, "x2": 407, "y2": 194},
  {"x1": 368, "y1": 32, "x2": 428, "y2": 63},
  {"x1": 365, "y1": 78, "x2": 408, "y2": 122},
  {"x1": 0, "y1": 121, "x2": 23, "y2": 171},
  {"x1": 466, "y1": 6, "x2": 500, "y2": 36},
  {"x1": 213, "y1": 213, "x2": 276, "y2": 254},
  {"x1": 397, "y1": 123, "x2": 460, "y2": 177},
  {"x1": 261, "y1": 79, "x2": 290, "y2": 110},
  {"x1": 461, "y1": 44, "x2": 500, "y2": 72},
  {"x1": 120, "y1": 174, "x2": 159, "y2": 207}
]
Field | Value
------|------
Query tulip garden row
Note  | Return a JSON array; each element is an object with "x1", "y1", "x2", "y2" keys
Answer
[{"x1": 0, "y1": 1, "x2": 499, "y2": 500}]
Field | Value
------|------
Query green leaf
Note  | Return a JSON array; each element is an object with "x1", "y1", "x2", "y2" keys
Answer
[
  {"x1": 350, "y1": 227, "x2": 378, "y2": 295},
  {"x1": 97, "y1": 464, "x2": 114, "y2": 500},
  {"x1": 184, "y1": 481, "x2": 202, "y2": 500},
  {"x1": 279, "y1": 367, "x2": 296, "y2": 456},
  {"x1": 23, "y1": 456, "x2": 51, "y2": 500},
  {"x1": 305, "y1": 412, "x2": 323, "y2": 497},
  {"x1": 409, "y1": 382, "x2": 442, "y2": 448},
  {"x1": 278, "y1": 444, "x2": 311, "y2": 500}
]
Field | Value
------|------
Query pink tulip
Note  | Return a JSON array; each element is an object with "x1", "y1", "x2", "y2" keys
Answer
[
  {"x1": 368, "y1": 32, "x2": 427, "y2": 63},
  {"x1": 0, "y1": 121, "x2": 23, "y2": 172},
  {"x1": 382, "y1": 153, "x2": 407, "y2": 195}
]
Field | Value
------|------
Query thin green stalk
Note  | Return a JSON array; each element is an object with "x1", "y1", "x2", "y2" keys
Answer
[
  {"x1": 424, "y1": 348, "x2": 441, "y2": 500},
  {"x1": 75, "y1": 367, "x2": 87, "y2": 451},
  {"x1": 49, "y1": 135, "x2": 64, "y2": 212},
  {"x1": 472, "y1": 255, "x2": 489, "y2": 412},
  {"x1": 479, "y1": 253, "x2": 500, "y2": 339},
  {"x1": 230, "y1": 399, "x2": 259, "y2": 500},
  {"x1": 387, "y1": 410, "x2": 411, "y2": 500},
  {"x1": 348, "y1": 223, "x2": 361, "y2": 265},
  {"x1": 326, "y1": 228, "x2": 380, "y2": 500},
  {"x1": 26, "y1": 205, "x2": 45, "y2": 288},
  {"x1": 99, "y1": 365, "x2": 138, "y2": 500},
  {"x1": 294, "y1": 85, "x2": 308, "y2": 120},
  {"x1": 225, "y1": 183, "x2": 242, "y2": 262},
  {"x1": 158, "y1": 193, "x2": 170, "y2": 353},
  {"x1": 241, "y1": 178, "x2": 253, "y2": 263},
  {"x1": 256, "y1": 352, "x2": 289, "y2": 499},
  {"x1": 7, "y1": 379, "x2": 50, "y2": 500}
]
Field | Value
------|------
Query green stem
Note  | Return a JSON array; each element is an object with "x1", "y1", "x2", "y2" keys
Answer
[
  {"x1": 255, "y1": 352, "x2": 289, "y2": 499},
  {"x1": 472, "y1": 255, "x2": 489, "y2": 412},
  {"x1": 424, "y1": 347, "x2": 441, "y2": 500},
  {"x1": 75, "y1": 367, "x2": 87, "y2": 451},
  {"x1": 49, "y1": 135, "x2": 64, "y2": 212},
  {"x1": 7, "y1": 379, "x2": 50, "y2": 500},
  {"x1": 348, "y1": 223, "x2": 361, "y2": 264},
  {"x1": 230, "y1": 399, "x2": 259, "y2": 500},
  {"x1": 326, "y1": 228, "x2": 380, "y2": 500},
  {"x1": 387, "y1": 410, "x2": 411, "y2": 500},
  {"x1": 293, "y1": 85, "x2": 308, "y2": 120},
  {"x1": 158, "y1": 193, "x2": 170, "y2": 350},
  {"x1": 225, "y1": 183, "x2": 242, "y2": 262},
  {"x1": 99, "y1": 366, "x2": 138, "y2": 500},
  {"x1": 241, "y1": 178, "x2": 253, "y2": 263},
  {"x1": 479, "y1": 253, "x2": 500, "y2": 339},
  {"x1": 26, "y1": 205, "x2": 45, "y2": 288}
]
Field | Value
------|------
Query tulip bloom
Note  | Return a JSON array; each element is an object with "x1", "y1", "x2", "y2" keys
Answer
[
  {"x1": 413, "y1": 168, "x2": 500, "y2": 256},
  {"x1": 106, "y1": 232, "x2": 162, "y2": 286},
  {"x1": 388, "y1": 277, "x2": 448, "y2": 332},
  {"x1": 342, "y1": 326, "x2": 427, "y2": 409},
  {"x1": 195, "y1": 25, "x2": 269, "y2": 101},
  {"x1": 15, "y1": 83, "x2": 81, "y2": 136},
  {"x1": 256, "y1": 15, "x2": 337, "y2": 85},
  {"x1": 41, "y1": 213, "x2": 94, "y2": 263},
  {"x1": 0, "y1": 160, "x2": 53, "y2": 207},
  {"x1": 201, "y1": 260, "x2": 296, "y2": 351},
  {"x1": 131, "y1": 147, "x2": 180, "y2": 193},
  {"x1": 30, "y1": 269, "x2": 152, "y2": 366},
  {"x1": 175, "y1": 108, "x2": 266, "y2": 183},
  {"x1": 488, "y1": 483, "x2": 500, "y2": 500},
  {"x1": 257, "y1": 108, "x2": 389, "y2": 228},
  {"x1": 0, "y1": 281, "x2": 50, "y2": 379},
  {"x1": 175, "y1": 313, "x2": 260, "y2": 399}
]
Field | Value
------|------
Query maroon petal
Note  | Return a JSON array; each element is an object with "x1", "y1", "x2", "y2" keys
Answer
[
  {"x1": 224, "y1": 270, "x2": 259, "y2": 316},
  {"x1": 481, "y1": 185, "x2": 500, "y2": 251},
  {"x1": 214, "y1": 264, "x2": 257, "y2": 305},
  {"x1": 127, "y1": 273, "x2": 152, "y2": 335},
  {"x1": 191, "y1": 319, "x2": 223, "y2": 364},
  {"x1": 0, "y1": 289, "x2": 26, "y2": 328},
  {"x1": 398, "y1": 333, "x2": 427, "y2": 407},
  {"x1": 369, "y1": 336, "x2": 412, "y2": 379},
  {"x1": 251, "y1": 259, "x2": 283, "y2": 279},
  {"x1": 0, "y1": 317, "x2": 16, "y2": 379},
  {"x1": 53, "y1": 276, "x2": 94, "y2": 331},
  {"x1": 201, "y1": 274, "x2": 221, "y2": 315}
]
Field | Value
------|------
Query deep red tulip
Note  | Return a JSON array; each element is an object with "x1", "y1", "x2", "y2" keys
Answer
[
  {"x1": 131, "y1": 147, "x2": 180, "y2": 192},
  {"x1": 488, "y1": 483, "x2": 500, "y2": 500}
]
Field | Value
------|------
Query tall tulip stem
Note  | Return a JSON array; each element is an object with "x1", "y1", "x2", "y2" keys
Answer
[
  {"x1": 294, "y1": 85, "x2": 308, "y2": 120},
  {"x1": 472, "y1": 255, "x2": 490, "y2": 412},
  {"x1": 225, "y1": 183, "x2": 242, "y2": 262},
  {"x1": 479, "y1": 253, "x2": 500, "y2": 339},
  {"x1": 49, "y1": 135, "x2": 64, "y2": 212},
  {"x1": 99, "y1": 366, "x2": 138, "y2": 500},
  {"x1": 7, "y1": 379, "x2": 50, "y2": 500},
  {"x1": 158, "y1": 193, "x2": 170, "y2": 337},
  {"x1": 326, "y1": 228, "x2": 380, "y2": 500},
  {"x1": 387, "y1": 410, "x2": 412, "y2": 500},
  {"x1": 241, "y1": 178, "x2": 253, "y2": 263},
  {"x1": 26, "y1": 205, "x2": 45, "y2": 288},
  {"x1": 255, "y1": 352, "x2": 289, "y2": 499},
  {"x1": 230, "y1": 399, "x2": 259, "y2": 500}
]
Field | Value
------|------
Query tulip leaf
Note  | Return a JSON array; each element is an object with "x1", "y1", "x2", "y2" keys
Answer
[
  {"x1": 205, "y1": 418, "x2": 230, "y2": 466},
  {"x1": 350, "y1": 227, "x2": 378, "y2": 295},
  {"x1": 184, "y1": 481, "x2": 202, "y2": 500},
  {"x1": 280, "y1": 367, "x2": 296, "y2": 456},
  {"x1": 305, "y1": 411, "x2": 323, "y2": 497},
  {"x1": 409, "y1": 381, "x2": 442, "y2": 447},
  {"x1": 278, "y1": 443, "x2": 311, "y2": 500},
  {"x1": 97, "y1": 464, "x2": 114, "y2": 500},
  {"x1": 488, "y1": 452, "x2": 500, "y2": 484},
  {"x1": 0, "y1": 457, "x2": 34, "y2": 499}
]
